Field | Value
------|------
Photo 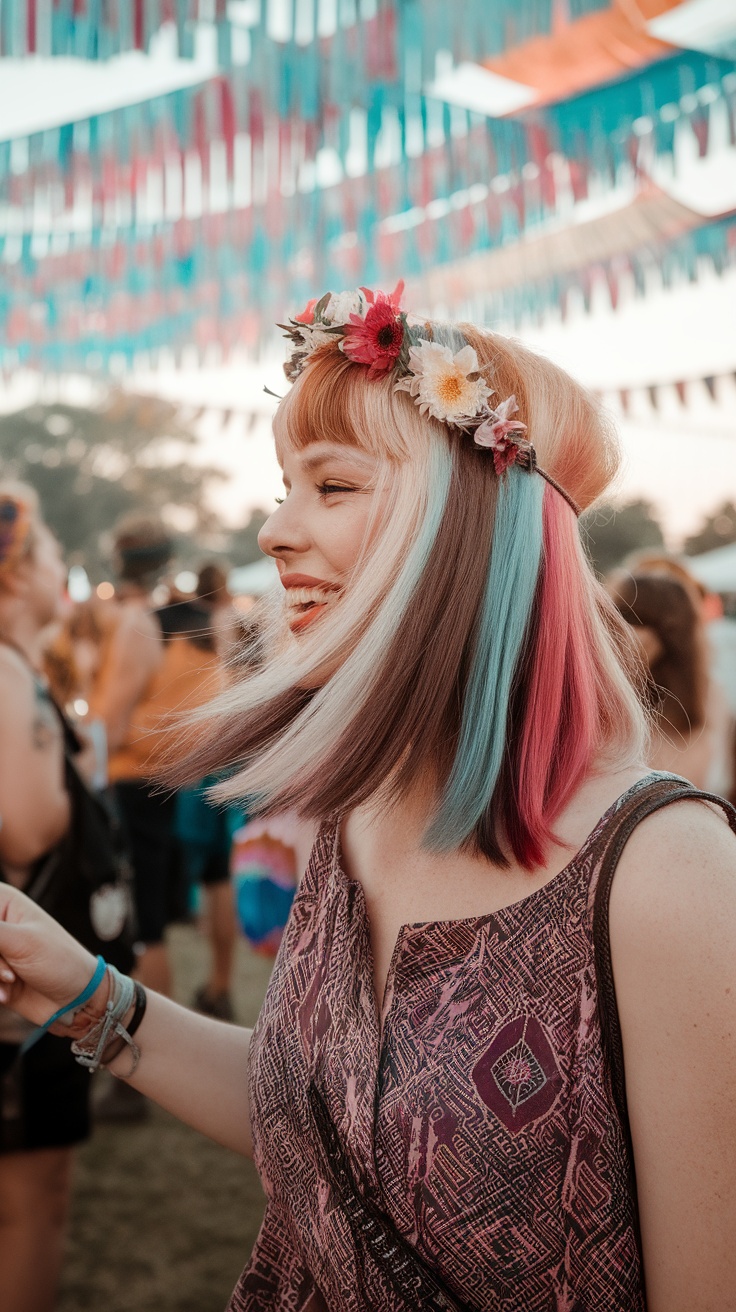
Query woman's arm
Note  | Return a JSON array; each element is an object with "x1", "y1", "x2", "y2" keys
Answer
[
  {"x1": 107, "y1": 994, "x2": 253, "y2": 1155},
  {"x1": 0, "y1": 884, "x2": 254, "y2": 1157},
  {"x1": 611, "y1": 800, "x2": 736, "y2": 1311},
  {"x1": 0, "y1": 648, "x2": 70, "y2": 867}
]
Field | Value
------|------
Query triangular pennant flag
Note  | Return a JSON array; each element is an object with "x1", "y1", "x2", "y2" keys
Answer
[
  {"x1": 647, "y1": 385, "x2": 659, "y2": 410},
  {"x1": 703, "y1": 376, "x2": 717, "y2": 400},
  {"x1": 619, "y1": 389, "x2": 630, "y2": 414},
  {"x1": 674, "y1": 379, "x2": 687, "y2": 407}
]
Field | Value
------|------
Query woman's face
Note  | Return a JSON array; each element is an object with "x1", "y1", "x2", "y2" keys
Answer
[{"x1": 259, "y1": 440, "x2": 383, "y2": 636}]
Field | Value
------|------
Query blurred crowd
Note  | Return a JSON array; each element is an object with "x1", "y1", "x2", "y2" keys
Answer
[
  {"x1": 0, "y1": 476, "x2": 735, "y2": 1312},
  {"x1": 0, "y1": 483, "x2": 314, "y2": 1312}
]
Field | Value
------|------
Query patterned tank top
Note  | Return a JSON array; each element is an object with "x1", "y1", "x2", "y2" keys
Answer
[{"x1": 229, "y1": 774, "x2": 736, "y2": 1311}]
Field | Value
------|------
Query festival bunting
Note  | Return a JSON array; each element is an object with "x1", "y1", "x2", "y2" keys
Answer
[
  {"x1": 613, "y1": 369, "x2": 736, "y2": 413},
  {"x1": 0, "y1": 0, "x2": 613, "y2": 62},
  {"x1": 1, "y1": 0, "x2": 735, "y2": 370}
]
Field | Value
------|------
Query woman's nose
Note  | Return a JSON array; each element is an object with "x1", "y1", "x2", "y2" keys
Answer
[{"x1": 258, "y1": 500, "x2": 310, "y2": 559}]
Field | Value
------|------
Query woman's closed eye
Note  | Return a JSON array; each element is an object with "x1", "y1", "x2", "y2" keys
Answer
[{"x1": 318, "y1": 483, "x2": 356, "y2": 497}]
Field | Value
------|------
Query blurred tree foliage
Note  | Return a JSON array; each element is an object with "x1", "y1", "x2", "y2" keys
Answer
[
  {"x1": 582, "y1": 498, "x2": 666, "y2": 578},
  {"x1": 0, "y1": 395, "x2": 241, "y2": 580},
  {"x1": 683, "y1": 501, "x2": 736, "y2": 557},
  {"x1": 225, "y1": 508, "x2": 270, "y2": 567}
]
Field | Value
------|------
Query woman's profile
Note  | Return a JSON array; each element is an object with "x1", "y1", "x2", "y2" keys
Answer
[{"x1": 0, "y1": 288, "x2": 734, "y2": 1312}]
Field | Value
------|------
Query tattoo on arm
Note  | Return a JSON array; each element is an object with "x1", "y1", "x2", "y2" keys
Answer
[{"x1": 31, "y1": 686, "x2": 61, "y2": 751}]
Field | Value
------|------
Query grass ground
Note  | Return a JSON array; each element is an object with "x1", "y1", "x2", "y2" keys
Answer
[{"x1": 58, "y1": 925, "x2": 273, "y2": 1312}]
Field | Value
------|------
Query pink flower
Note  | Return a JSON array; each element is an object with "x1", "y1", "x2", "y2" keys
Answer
[
  {"x1": 341, "y1": 280, "x2": 405, "y2": 379},
  {"x1": 294, "y1": 298, "x2": 318, "y2": 324},
  {"x1": 474, "y1": 394, "x2": 526, "y2": 475}
]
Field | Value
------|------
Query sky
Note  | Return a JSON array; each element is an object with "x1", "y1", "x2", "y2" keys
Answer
[{"x1": 1, "y1": 29, "x2": 735, "y2": 547}]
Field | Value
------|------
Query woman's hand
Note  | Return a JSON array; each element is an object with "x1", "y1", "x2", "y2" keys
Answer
[{"x1": 0, "y1": 884, "x2": 99, "y2": 1028}]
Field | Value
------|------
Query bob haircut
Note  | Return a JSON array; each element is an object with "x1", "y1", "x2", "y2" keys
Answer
[{"x1": 166, "y1": 323, "x2": 647, "y2": 870}]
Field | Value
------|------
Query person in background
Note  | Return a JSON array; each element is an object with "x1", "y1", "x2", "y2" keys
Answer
[
  {"x1": 0, "y1": 484, "x2": 89, "y2": 1312},
  {"x1": 175, "y1": 780, "x2": 243, "y2": 1021},
  {"x1": 194, "y1": 560, "x2": 244, "y2": 663},
  {"x1": 230, "y1": 811, "x2": 315, "y2": 959},
  {"x1": 162, "y1": 590, "x2": 241, "y2": 1020},
  {"x1": 609, "y1": 569, "x2": 733, "y2": 793},
  {"x1": 43, "y1": 599, "x2": 112, "y2": 792},
  {"x1": 87, "y1": 517, "x2": 176, "y2": 1000},
  {"x1": 89, "y1": 528, "x2": 223, "y2": 1119}
]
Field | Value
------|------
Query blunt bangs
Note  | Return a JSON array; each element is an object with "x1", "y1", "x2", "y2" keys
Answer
[{"x1": 273, "y1": 342, "x2": 431, "y2": 464}]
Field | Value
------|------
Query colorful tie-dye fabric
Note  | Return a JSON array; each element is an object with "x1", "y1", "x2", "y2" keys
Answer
[{"x1": 230, "y1": 778, "x2": 663, "y2": 1312}]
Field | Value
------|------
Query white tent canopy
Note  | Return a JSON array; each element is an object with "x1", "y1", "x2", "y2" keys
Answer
[
  {"x1": 228, "y1": 557, "x2": 278, "y2": 597},
  {"x1": 686, "y1": 542, "x2": 736, "y2": 593}
]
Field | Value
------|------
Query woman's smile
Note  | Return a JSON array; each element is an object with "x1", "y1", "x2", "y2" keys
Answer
[{"x1": 280, "y1": 572, "x2": 342, "y2": 634}]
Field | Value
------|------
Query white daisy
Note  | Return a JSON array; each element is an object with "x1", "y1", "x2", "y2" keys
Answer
[
  {"x1": 295, "y1": 323, "x2": 336, "y2": 353},
  {"x1": 395, "y1": 339, "x2": 491, "y2": 423}
]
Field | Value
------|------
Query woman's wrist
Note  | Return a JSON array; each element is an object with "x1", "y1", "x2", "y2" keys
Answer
[{"x1": 53, "y1": 971, "x2": 112, "y2": 1038}]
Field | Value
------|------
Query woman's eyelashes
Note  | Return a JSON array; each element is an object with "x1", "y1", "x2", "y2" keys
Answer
[
  {"x1": 317, "y1": 482, "x2": 355, "y2": 497},
  {"x1": 274, "y1": 479, "x2": 363, "y2": 504}
]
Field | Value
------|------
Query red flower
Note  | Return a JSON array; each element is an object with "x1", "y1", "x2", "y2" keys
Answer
[
  {"x1": 342, "y1": 281, "x2": 405, "y2": 379},
  {"x1": 294, "y1": 298, "x2": 318, "y2": 324},
  {"x1": 491, "y1": 439, "x2": 520, "y2": 477}
]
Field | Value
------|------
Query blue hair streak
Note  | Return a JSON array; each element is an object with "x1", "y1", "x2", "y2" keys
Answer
[{"x1": 427, "y1": 465, "x2": 544, "y2": 850}]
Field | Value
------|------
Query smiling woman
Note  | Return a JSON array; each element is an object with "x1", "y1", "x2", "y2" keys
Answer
[
  {"x1": 0, "y1": 290, "x2": 735, "y2": 1312},
  {"x1": 169, "y1": 318, "x2": 640, "y2": 871}
]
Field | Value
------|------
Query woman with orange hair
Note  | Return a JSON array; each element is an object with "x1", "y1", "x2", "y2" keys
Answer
[{"x1": 0, "y1": 289, "x2": 735, "y2": 1311}]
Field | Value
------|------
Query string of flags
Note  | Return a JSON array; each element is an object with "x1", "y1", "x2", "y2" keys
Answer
[
  {"x1": 0, "y1": 1, "x2": 734, "y2": 370},
  {"x1": 604, "y1": 367, "x2": 736, "y2": 414},
  {"x1": 0, "y1": 0, "x2": 609, "y2": 64}
]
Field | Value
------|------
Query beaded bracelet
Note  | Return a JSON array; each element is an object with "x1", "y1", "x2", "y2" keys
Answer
[{"x1": 72, "y1": 965, "x2": 141, "y2": 1078}]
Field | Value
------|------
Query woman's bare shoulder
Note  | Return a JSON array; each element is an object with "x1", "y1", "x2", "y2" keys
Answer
[
  {"x1": 608, "y1": 795, "x2": 736, "y2": 1309},
  {"x1": 609, "y1": 793, "x2": 736, "y2": 1037},
  {"x1": 611, "y1": 792, "x2": 736, "y2": 928}
]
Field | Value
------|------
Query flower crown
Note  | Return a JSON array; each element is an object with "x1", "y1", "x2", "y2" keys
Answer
[{"x1": 279, "y1": 283, "x2": 580, "y2": 515}]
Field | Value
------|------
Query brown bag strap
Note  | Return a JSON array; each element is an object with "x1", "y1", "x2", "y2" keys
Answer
[{"x1": 592, "y1": 775, "x2": 736, "y2": 1252}]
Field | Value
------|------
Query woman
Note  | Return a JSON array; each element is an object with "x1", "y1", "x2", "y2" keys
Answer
[
  {"x1": 609, "y1": 569, "x2": 733, "y2": 792},
  {"x1": 0, "y1": 290, "x2": 735, "y2": 1312},
  {"x1": 0, "y1": 484, "x2": 89, "y2": 1312}
]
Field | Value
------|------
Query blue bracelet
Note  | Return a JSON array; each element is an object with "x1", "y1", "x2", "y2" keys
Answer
[{"x1": 20, "y1": 955, "x2": 108, "y2": 1054}]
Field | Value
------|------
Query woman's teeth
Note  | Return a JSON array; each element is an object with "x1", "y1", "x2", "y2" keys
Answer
[{"x1": 285, "y1": 586, "x2": 337, "y2": 614}]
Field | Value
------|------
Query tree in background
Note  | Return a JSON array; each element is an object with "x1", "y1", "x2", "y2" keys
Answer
[
  {"x1": 582, "y1": 498, "x2": 666, "y2": 578},
  {"x1": 0, "y1": 395, "x2": 233, "y2": 580},
  {"x1": 225, "y1": 508, "x2": 270, "y2": 567},
  {"x1": 683, "y1": 501, "x2": 736, "y2": 557}
]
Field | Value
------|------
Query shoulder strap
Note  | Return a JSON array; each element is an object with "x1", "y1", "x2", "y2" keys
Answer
[{"x1": 592, "y1": 776, "x2": 736, "y2": 1243}]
